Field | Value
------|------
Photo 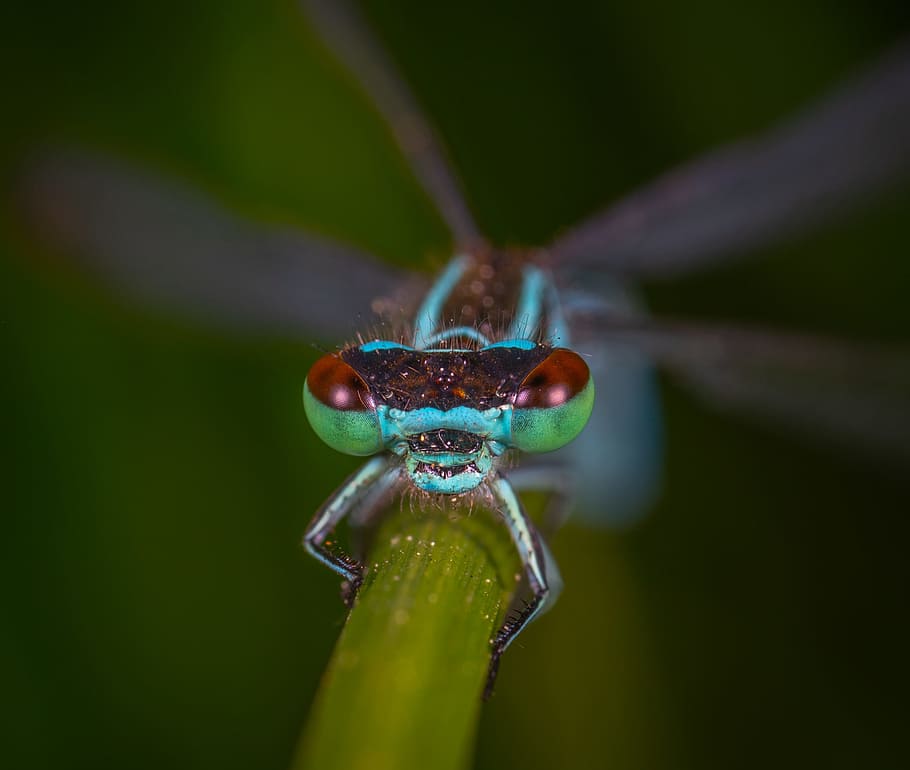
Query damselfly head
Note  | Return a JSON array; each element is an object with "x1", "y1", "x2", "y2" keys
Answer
[{"x1": 303, "y1": 341, "x2": 595, "y2": 495}]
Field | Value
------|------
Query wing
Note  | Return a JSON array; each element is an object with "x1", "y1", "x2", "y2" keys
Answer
[
  {"x1": 302, "y1": 0, "x2": 482, "y2": 249},
  {"x1": 550, "y1": 40, "x2": 910, "y2": 278},
  {"x1": 16, "y1": 148, "x2": 416, "y2": 342},
  {"x1": 569, "y1": 309, "x2": 910, "y2": 461}
]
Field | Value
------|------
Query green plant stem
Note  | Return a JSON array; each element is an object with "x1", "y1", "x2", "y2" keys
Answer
[{"x1": 292, "y1": 504, "x2": 520, "y2": 770}]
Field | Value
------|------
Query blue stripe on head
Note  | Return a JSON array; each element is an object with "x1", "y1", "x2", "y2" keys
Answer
[
  {"x1": 481, "y1": 339, "x2": 537, "y2": 351},
  {"x1": 359, "y1": 340, "x2": 415, "y2": 352},
  {"x1": 378, "y1": 405, "x2": 512, "y2": 448}
]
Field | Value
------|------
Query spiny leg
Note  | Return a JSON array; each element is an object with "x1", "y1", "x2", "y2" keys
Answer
[
  {"x1": 486, "y1": 473, "x2": 562, "y2": 699},
  {"x1": 304, "y1": 455, "x2": 401, "y2": 605}
]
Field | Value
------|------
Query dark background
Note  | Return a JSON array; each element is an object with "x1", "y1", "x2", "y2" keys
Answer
[{"x1": 2, "y1": 1, "x2": 909, "y2": 768}]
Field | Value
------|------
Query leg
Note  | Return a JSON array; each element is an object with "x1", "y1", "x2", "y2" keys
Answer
[
  {"x1": 303, "y1": 455, "x2": 401, "y2": 603},
  {"x1": 348, "y1": 464, "x2": 406, "y2": 559},
  {"x1": 485, "y1": 473, "x2": 562, "y2": 699},
  {"x1": 506, "y1": 460, "x2": 577, "y2": 537}
]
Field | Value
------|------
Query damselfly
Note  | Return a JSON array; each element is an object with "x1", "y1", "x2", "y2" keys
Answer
[{"x1": 18, "y1": 0, "x2": 910, "y2": 697}]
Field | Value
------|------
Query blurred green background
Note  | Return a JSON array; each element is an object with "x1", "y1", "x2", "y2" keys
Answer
[{"x1": 2, "y1": 1, "x2": 909, "y2": 768}]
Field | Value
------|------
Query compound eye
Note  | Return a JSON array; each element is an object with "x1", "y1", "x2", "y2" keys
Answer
[
  {"x1": 514, "y1": 349, "x2": 591, "y2": 409},
  {"x1": 306, "y1": 353, "x2": 375, "y2": 412},
  {"x1": 511, "y1": 348, "x2": 594, "y2": 453},
  {"x1": 303, "y1": 353, "x2": 383, "y2": 456}
]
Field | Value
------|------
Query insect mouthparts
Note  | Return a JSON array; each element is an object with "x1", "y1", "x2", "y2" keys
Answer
[{"x1": 414, "y1": 460, "x2": 482, "y2": 480}]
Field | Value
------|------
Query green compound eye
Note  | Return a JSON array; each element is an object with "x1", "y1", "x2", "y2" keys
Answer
[
  {"x1": 303, "y1": 353, "x2": 383, "y2": 456},
  {"x1": 510, "y1": 348, "x2": 595, "y2": 453}
]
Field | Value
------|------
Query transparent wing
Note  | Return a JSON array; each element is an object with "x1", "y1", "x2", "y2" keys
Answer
[
  {"x1": 551, "y1": 40, "x2": 910, "y2": 278},
  {"x1": 570, "y1": 309, "x2": 910, "y2": 460},
  {"x1": 303, "y1": 0, "x2": 482, "y2": 248},
  {"x1": 17, "y1": 149, "x2": 414, "y2": 341}
]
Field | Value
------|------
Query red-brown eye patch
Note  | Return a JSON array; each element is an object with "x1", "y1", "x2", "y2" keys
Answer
[
  {"x1": 513, "y1": 348, "x2": 590, "y2": 410},
  {"x1": 307, "y1": 353, "x2": 375, "y2": 411}
]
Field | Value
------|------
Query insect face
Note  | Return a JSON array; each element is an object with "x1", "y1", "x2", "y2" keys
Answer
[{"x1": 303, "y1": 343, "x2": 595, "y2": 494}]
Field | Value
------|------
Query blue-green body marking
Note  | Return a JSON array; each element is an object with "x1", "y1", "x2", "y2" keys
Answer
[
  {"x1": 303, "y1": 251, "x2": 599, "y2": 696},
  {"x1": 296, "y1": 0, "x2": 665, "y2": 683}
]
